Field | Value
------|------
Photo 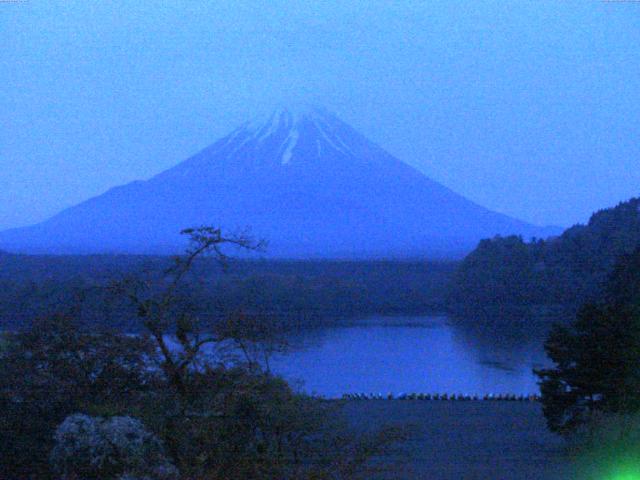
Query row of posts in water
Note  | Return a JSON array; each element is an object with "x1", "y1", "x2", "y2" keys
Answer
[{"x1": 341, "y1": 393, "x2": 541, "y2": 401}]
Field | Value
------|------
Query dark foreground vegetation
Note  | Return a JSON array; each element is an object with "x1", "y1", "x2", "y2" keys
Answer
[
  {"x1": 0, "y1": 228, "x2": 408, "y2": 480},
  {"x1": 3, "y1": 195, "x2": 640, "y2": 479},
  {"x1": 0, "y1": 249, "x2": 456, "y2": 331},
  {"x1": 536, "y1": 246, "x2": 640, "y2": 432},
  {"x1": 529, "y1": 245, "x2": 640, "y2": 478},
  {"x1": 448, "y1": 197, "x2": 640, "y2": 314},
  {"x1": 0, "y1": 313, "x2": 406, "y2": 480}
]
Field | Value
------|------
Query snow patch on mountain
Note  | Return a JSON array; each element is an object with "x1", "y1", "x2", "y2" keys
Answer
[
  {"x1": 238, "y1": 106, "x2": 356, "y2": 163},
  {"x1": 281, "y1": 128, "x2": 299, "y2": 165},
  {"x1": 315, "y1": 117, "x2": 353, "y2": 157}
]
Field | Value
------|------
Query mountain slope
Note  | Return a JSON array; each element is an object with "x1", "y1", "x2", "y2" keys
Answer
[
  {"x1": 0, "y1": 107, "x2": 557, "y2": 257},
  {"x1": 447, "y1": 197, "x2": 640, "y2": 310}
]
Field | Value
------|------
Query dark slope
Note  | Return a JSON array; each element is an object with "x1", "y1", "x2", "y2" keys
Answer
[{"x1": 448, "y1": 197, "x2": 640, "y2": 310}]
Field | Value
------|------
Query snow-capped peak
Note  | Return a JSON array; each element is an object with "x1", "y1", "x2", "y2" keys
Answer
[
  {"x1": 246, "y1": 104, "x2": 325, "y2": 133},
  {"x1": 238, "y1": 105, "x2": 354, "y2": 164}
]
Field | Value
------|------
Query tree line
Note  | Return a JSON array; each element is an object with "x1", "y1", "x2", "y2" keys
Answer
[
  {"x1": 447, "y1": 197, "x2": 640, "y2": 315},
  {"x1": 0, "y1": 251, "x2": 456, "y2": 332}
]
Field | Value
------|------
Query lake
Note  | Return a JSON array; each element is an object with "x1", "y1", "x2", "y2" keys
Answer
[{"x1": 267, "y1": 315, "x2": 553, "y2": 398}]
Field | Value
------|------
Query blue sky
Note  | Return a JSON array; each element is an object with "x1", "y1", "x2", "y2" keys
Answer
[{"x1": 1, "y1": 0, "x2": 639, "y2": 230}]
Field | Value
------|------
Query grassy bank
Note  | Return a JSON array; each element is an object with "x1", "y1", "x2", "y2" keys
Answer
[{"x1": 344, "y1": 400, "x2": 573, "y2": 479}]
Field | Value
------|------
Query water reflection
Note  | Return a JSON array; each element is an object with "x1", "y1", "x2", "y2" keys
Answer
[{"x1": 268, "y1": 311, "x2": 569, "y2": 398}]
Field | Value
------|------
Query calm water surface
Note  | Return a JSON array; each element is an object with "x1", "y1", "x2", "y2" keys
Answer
[{"x1": 268, "y1": 316, "x2": 551, "y2": 398}]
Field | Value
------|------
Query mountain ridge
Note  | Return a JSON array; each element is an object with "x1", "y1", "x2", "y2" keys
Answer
[{"x1": 0, "y1": 107, "x2": 558, "y2": 258}]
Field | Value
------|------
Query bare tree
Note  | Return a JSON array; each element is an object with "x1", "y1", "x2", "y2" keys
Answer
[{"x1": 113, "y1": 227, "x2": 266, "y2": 396}]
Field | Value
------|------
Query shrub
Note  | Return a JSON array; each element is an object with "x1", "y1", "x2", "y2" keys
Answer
[{"x1": 50, "y1": 414, "x2": 178, "y2": 480}]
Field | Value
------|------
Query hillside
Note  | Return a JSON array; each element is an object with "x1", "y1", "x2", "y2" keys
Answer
[{"x1": 447, "y1": 197, "x2": 640, "y2": 313}]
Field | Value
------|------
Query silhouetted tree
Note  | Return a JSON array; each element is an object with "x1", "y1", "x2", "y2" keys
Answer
[
  {"x1": 112, "y1": 227, "x2": 265, "y2": 397},
  {"x1": 536, "y1": 248, "x2": 640, "y2": 435},
  {"x1": 110, "y1": 226, "x2": 406, "y2": 479}
]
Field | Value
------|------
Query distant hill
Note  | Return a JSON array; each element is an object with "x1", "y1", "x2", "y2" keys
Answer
[
  {"x1": 448, "y1": 197, "x2": 640, "y2": 312},
  {"x1": 0, "y1": 107, "x2": 556, "y2": 258},
  {"x1": 0, "y1": 255, "x2": 457, "y2": 330}
]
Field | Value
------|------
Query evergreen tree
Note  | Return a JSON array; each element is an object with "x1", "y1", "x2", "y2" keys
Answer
[{"x1": 536, "y1": 247, "x2": 640, "y2": 434}]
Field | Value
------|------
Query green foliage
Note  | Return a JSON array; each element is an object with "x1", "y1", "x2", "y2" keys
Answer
[{"x1": 449, "y1": 197, "x2": 640, "y2": 312}]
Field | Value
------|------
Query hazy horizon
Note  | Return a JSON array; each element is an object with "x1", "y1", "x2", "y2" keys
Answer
[{"x1": 2, "y1": 1, "x2": 639, "y2": 231}]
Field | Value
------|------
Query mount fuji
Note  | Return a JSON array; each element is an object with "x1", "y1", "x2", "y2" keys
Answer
[{"x1": 0, "y1": 107, "x2": 557, "y2": 258}]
